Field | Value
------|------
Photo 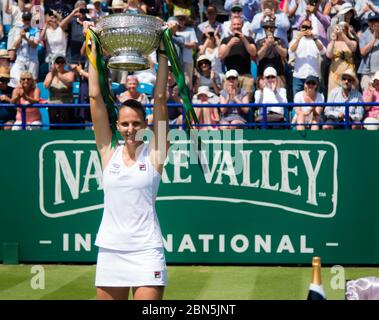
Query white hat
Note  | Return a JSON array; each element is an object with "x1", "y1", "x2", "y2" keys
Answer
[
  {"x1": 363, "y1": 117, "x2": 379, "y2": 131},
  {"x1": 341, "y1": 68, "x2": 358, "y2": 86},
  {"x1": 263, "y1": 66, "x2": 277, "y2": 78},
  {"x1": 195, "y1": 86, "x2": 213, "y2": 98},
  {"x1": 338, "y1": 3, "x2": 356, "y2": 16},
  {"x1": 225, "y1": 69, "x2": 239, "y2": 79}
]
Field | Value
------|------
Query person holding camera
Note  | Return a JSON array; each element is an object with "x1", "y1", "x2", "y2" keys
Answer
[
  {"x1": 198, "y1": 26, "x2": 223, "y2": 75},
  {"x1": 256, "y1": 19, "x2": 287, "y2": 87},
  {"x1": 288, "y1": 0, "x2": 330, "y2": 47},
  {"x1": 60, "y1": 1, "x2": 89, "y2": 65},
  {"x1": 9, "y1": 12, "x2": 40, "y2": 88},
  {"x1": 326, "y1": 21, "x2": 357, "y2": 100},
  {"x1": 289, "y1": 19, "x2": 326, "y2": 95},
  {"x1": 250, "y1": 0, "x2": 290, "y2": 47},
  {"x1": 197, "y1": 5, "x2": 222, "y2": 43},
  {"x1": 41, "y1": 10, "x2": 67, "y2": 62},
  {"x1": 219, "y1": 16, "x2": 256, "y2": 100},
  {"x1": 358, "y1": 12, "x2": 379, "y2": 91}
]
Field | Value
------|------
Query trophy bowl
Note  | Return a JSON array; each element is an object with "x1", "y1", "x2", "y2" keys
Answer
[{"x1": 95, "y1": 13, "x2": 165, "y2": 71}]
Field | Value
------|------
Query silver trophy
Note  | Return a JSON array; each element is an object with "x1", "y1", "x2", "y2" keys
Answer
[{"x1": 93, "y1": 13, "x2": 165, "y2": 71}]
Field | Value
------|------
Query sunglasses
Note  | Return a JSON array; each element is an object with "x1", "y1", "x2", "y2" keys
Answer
[
  {"x1": 306, "y1": 81, "x2": 317, "y2": 86},
  {"x1": 263, "y1": 26, "x2": 276, "y2": 30},
  {"x1": 21, "y1": 77, "x2": 32, "y2": 81},
  {"x1": 265, "y1": 75, "x2": 276, "y2": 79},
  {"x1": 227, "y1": 76, "x2": 237, "y2": 80},
  {"x1": 342, "y1": 76, "x2": 353, "y2": 83},
  {"x1": 301, "y1": 25, "x2": 312, "y2": 30}
]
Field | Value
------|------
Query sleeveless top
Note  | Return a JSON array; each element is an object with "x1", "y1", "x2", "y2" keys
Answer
[
  {"x1": 49, "y1": 77, "x2": 73, "y2": 104},
  {"x1": 95, "y1": 143, "x2": 163, "y2": 251}
]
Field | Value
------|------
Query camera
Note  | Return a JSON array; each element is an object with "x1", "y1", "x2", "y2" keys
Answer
[
  {"x1": 79, "y1": 8, "x2": 89, "y2": 15},
  {"x1": 234, "y1": 33, "x2": 240, "y2": 38},
  {"x1": 208, "y1": 32, "x2": 214, "y2": 37}
]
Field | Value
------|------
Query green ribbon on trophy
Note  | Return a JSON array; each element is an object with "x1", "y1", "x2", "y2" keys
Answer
[
  {"x1": 161, "y1": 28, "x2": 198, "y2": 127},
  {"x1": 86, "y1": 28, "x2": 119, "y2": 148},
  {"x1": 85, "y1": 26, "x2": 198, "y2": 149}
]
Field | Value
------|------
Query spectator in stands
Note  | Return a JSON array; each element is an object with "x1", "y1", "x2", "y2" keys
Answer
[
  {"x1": 10, "y1": 12, "x2": 40, "y2": 88},
  {"x1": 323, "y1": 69, "x2": 363, "y2": 130},
  {"x1": 197, "y1": 5, "x2": 222, "y2": 41},
  {"x1": 0, "y1": 66, "x2": 15, "y2": 130},
  {"x1": 323, "y1": 0, "x2": 344, "y2": 19},
  {"x1": 148, "y1": 70, "x2": 182, "y2": 127},
  {"x1": 219, "y1": 69, "x2": 250, "y2": 129},
  {"x1": 224, "y1": 0, "x2": 261, "y2": 22},
  {"x1": 144, "y1": 0, "x2": 163, "y2": 17},
  {"x1": 293, "y1": 0, "x2": 330, "y2": 47},
  {"x1": 43, "y1": 54, "x2": 76, "y2": 129},
  {"x1": 254, "y1": 66, "x2": 288, "y2": 127},
  {"x1": 358, "y1": 12, "x2": 379, "y2": 91},
  {"x1": 256, "y1": 18, "x2": 287, "y2": 87},
  {"x1": 326, "y1": 21, "x2": 357, "y2": 100},
  {"x1": 206, "y1": 0, "x2": 230, "y2": 23},
  {"x1": 219, "y1": 16, "x2": 256, "y2": 100},
  {"x1": 60, "y1": 1, "x2": 88, "y2": 65},
  {"x1": 192, "y1": 85, "x2": 220, "y2": 130},
  {"x1": 72, "y1": 61, "x2": 91, "y2": 128},
  {"x1": 174, "y1": 13, "x2": 198, "y2": 91},
  {"x1": 292, "y1": 75, "x2": 324, "y2": 130},
  {"x1": 198, "y1": 27, "x2": 223, "y2": 74},
  {"x1": 250, "y1": 0, "x2": 291, "y2": 47},
  {"x1": 41, "y1": 10, "x2": 68, "y2": 63},
  {"x1": 118, "y1": 75, "x2": 149, "y2": 105},
  {"x1": 166, "y1": 0, "x2": 196, "y2": 22},
  {"x1": 91, "y1": 0, "x2": 109, "y2": 20},
  {"x1": 193, "y1": 55, "x2": 222, "y2": 95},
  {"x1": 4, "y1": 0, "x2": 25, "y2": 62},
  {"x1": 48, "y1": 0, "x2": 74, "y2": 19},
  {"x1": 289, "y1": 18, "x2": 326, "y2": 95},
  {"x1": 328, "y1": 2, "x2": 360, "y2": 36},
  {"x1": 221, "y1": 3, "x2": 252, "y2": 38},
  {"x1": 355, "y1": 0, "x2": 379, "y2": 33},
  {"x1": 0, "y1": 49, "x2": 11, "y2": 69},
  {"x1": 362, "y1": 71, "x2": 379, "y2": 130},
  {"x1": 109, "y1": 0, "x2": 126, "y2": 14},
  {"x1": 11, "y1": 71, "x2": 41, "y2": 130},
  {"x1": 124, "y1": 0, "x2": 147, "y2": 14}
]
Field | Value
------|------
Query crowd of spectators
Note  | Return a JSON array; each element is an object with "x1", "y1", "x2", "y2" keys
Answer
[{"x1": 0, "y1": 0, "x2": 378, "y2": 131}]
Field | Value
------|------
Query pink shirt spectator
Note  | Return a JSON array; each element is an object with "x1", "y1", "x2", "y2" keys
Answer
[{"x1": 363, "y1": 88, "x2": 379, "y2": 119}]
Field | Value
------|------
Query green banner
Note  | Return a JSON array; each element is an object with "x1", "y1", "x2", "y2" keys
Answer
[{"x1": 0, "y1": 130, "x2": 378, "y2": 264}]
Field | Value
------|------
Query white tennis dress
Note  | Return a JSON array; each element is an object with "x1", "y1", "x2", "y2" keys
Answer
[{"x1": 95, "y1": 142, "x2": 166, "y2": 287}]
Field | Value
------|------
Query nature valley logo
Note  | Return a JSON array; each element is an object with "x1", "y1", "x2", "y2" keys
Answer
[
  {"x1": 158, "y1": 139, "x2": 338, "y2": 218},
  {"x1": 39, "y1": 139, "x2": 338, "y2": 219}
]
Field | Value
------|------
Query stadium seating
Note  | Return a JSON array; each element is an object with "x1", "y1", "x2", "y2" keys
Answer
[{"x1": 137, "y1": 82, "x2": 154, "y2": 97}]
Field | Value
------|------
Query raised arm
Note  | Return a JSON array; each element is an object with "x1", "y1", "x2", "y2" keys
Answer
[
  {"x1": 88, "y1": 39, "x2": 114, "y2": 166},
  {"x1": 149, "y1": 41, "x2": 169, "y2": 174}
]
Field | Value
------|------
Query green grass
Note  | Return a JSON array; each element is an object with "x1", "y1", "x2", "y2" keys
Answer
[{"x1": 0, "y1": 265, "x2": 378, "y2": 300}]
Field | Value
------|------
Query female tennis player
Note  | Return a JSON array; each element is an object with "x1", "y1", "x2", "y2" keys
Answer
[{"x1": 89, "y1": 37, "x2": 169, "y2": 300}]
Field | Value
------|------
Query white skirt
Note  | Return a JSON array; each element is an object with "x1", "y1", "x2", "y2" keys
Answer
[{"x1": 95, "y1": 247, "x2": 167, "y2": 287}]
